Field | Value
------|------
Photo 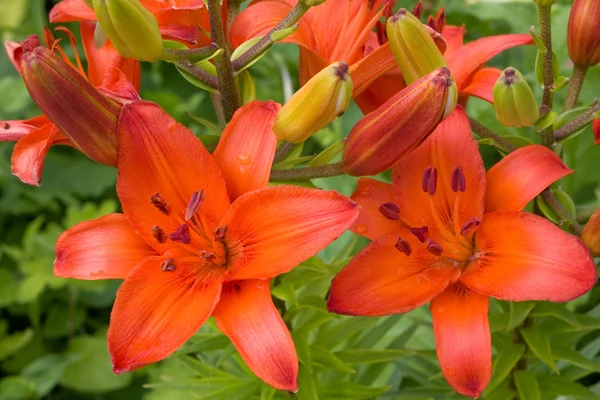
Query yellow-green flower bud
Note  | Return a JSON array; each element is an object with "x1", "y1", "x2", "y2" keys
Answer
[
  {"x1": 92, "y1": 0, "x2": 163, "y2": 61},
  {"x1": 300, "y1": 0, "x2": 327, "y2": 6},
  {"x1": 386, "y1": 8, "x2": 448, "y2": 85},
  {"x1": 533, "y1": 0, "x2": 556, "y2": 6},
  {"x1": 273, "y1": 61, "x2": 353, "y2": 143},
  {"x1": 492, "y1": 67, "x2": 539, "y2": 128}
]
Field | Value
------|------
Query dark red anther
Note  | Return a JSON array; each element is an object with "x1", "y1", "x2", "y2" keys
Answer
[
  {"x1": 427, "y1": 15, "x2": 437, "y2": 31},
  {"x1": 410, "y1": 226, "x2": 429, "y2": 243},
  {"x1": 169, "y1": 224, "x2": 191, "y2": 244},
  {"x1": 379, "y1": 202, "x2": 401, "y2": 220},
  {"x1": 201, "y1": 250, "x2": 216, "y2": 263},
  {"x1": 422, "y1": 166, "x2": 438, "y2": 196},
  {"x1": 395, "y1": 237, "x2": 412, "y2": 256},
  {"x1": 412, "y1": 0, "x2": 423, "y2": 18},
  {"x1": 152, "y1": 225, "x2": 167, "y2": 243},
  {"x1": 426, "y1": 239, "x2": 444, "y2": 256},
  {"x1": 214, "y1": 225, "x2": 228, "y2": 241},
  {"x1": 150, "y1": 192, "x2": 171, "y2": 215},
  {"x1": 451, "y1": 166, "x2": 466, "y2": 193},
  {"x1": 185, "y1": 190, "x2": 205, "y2": 221},
  {"x1": 160, "y1": 258, "x2": 176, "y2": 272},
  {"x1": 435, "y1": 8, "x2": 446, "y2": 33},
  {"x1": 383, "y1": 0, "x2": 396, "y2": 18},
  {"x1": 460, "y1": 218, "x2": 481, "y2": 236}
]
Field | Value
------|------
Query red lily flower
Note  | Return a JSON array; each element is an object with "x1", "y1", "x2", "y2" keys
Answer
[
  {"x1": 54, "y1": 100, "x2": 359, "y2": 390},
  {"x1": 50, "y1": 0, "x2": 221, "y2": 47},
  {"x1": 327, "y1": 107, "x2": 596, "y2": 397},
  {"x1": 0, "y1": 29, "x2": 139, "y2": 186},
  {"x1": 356, "y1": 25, "x2": 534, "y2": 114},
  {"x1": 230, "y1": 0, "x2": 398, "y2": 98}
]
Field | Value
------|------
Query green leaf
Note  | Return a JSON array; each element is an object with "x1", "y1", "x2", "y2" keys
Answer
[
  {"x1": 292, "y1": 331, "x2": 312, "y2": 372},
  {"x1": 0, "y1": 377, "x2": 36, "y2": 400},
  {"x1": 271, "y1": 282, "x2": 297, "y2": 304},
  {"x1": 272, "y1": 156, "x2": 315, "y2": 170},
  {"x1": 0, "y1": 329, "x2": 34, "y2": 361},
  {"x1": 536, "y1": 188, "x2": 576, "y2": 224},
  {"x1": 60, "y1": 337, "x2": 132, "y2": 393},
  {"x1": 308, "y1": 140, "x2": 345, "y2": 167},
  {"x1": 483, "y1": 344, "x2": 526, "y2": 394},
  {"x1": 311, "y1": 345, "x2": 355, "y2": 374},
  {"x1": 0, "y1": 269, "x2": 17, "y2": 307},
  {"x1": 336, "y1": 349, "x2": 411, "y2": 365},
  {"x1": 507, "y1": 302, "x2": 536, "y2": 331},
  {"x1": 318, "y1": 382, "x2": 391, "y2": 399},
  {"x1": 296, "y1": 365, "x2": 319, "y2": 400},
  {"x1": 553, "y1": 346, "x2": 600, "y2": 372},
  {"x1": 534, "y1": 111, "x2": 558, "y2": 132},
  {"x1": 520, "y1": 327, "x2": 558, "y2": 372},
  {"x1": 21, "y1": 354, "x2": 79, "y2": 397},
  {"x1": 513, "y1": 371, "x2": 541, "y2": 400},
  {"x1": 530, "y1": 303, "x2": 581, "y2": 327},
  {"x1": 538, "y1": 375, "x2": 600, "y2": 400}
]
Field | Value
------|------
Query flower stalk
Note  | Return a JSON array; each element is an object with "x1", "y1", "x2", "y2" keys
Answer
[
  {"x1": 176, "y1": 61, "x2": 219, "y2": 90},
  {"x1": 162, "y1": 44, "x2": 219, "y2": 62},
  {"x1": 564, "y1": 65, "x2": 588, "y2": 110},
  {"x1": 554, "y1": 101, "x2": 600, "y2": 141},
  {"x1": 270, "y1": 162, "x2": 345, "y2": 181},
  {"x1": 541, "y1": 189, "x2": 583, "y2": 235},
  {"x1": 469, "y1": 117, "x2": 518, "y2": 153},
  {"x1": 537, "y1": 4, "x2": 556, "y2": 147}
]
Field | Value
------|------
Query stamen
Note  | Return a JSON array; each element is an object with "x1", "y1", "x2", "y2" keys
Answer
[
  {"x1": 150, "y1": 192, "x2": 171, "y2": 215},
  {"x1": 160, "y1": 258, "x2": 176, "y2": 272},
  {"x1": 410, "y1": 226, "x2": 429, "y2": 243},
  {"x1": 451, "y1": 166, "x2": 466, "y2": 193},
  {"x1": 170, "y1": 224, "x2": 191, "y2": 244},
  {"x1": 379, "y1": 202, "x2": 401, "y2": 220},
  {"x1": 185, "y1": 190, "x2": 205, "y2": 221},
  {"x1": 422, "y1": 166, "x2": 438, "y2": 196},
  {"x1": 152, "y1": 225, "x2": 167, "y2": 243},
  {"x1": 425, "y1": 239, "x2": 444, "y2": 256},
  {"x1": 395, "y1": 237, "x2": 412, "y2": 256},
  {"x1": 201, "y1": 250, "x2": 216, "y2": 263},
  {"x1": 214, "y1": 225, "x2": 228, "y2": 241},
  {"x1": 460, "y1": 218, "x2": 481, "y2": 236}
]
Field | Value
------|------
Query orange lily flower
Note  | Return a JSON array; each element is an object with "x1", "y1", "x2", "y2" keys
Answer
[
  {"x1": 328, "y1": 106, "x2": 596, "y2": 397},
  {"x1": 50, "y1": 0, "x2": 219, "y2": 47},
  {"x1": 54, "y1": 100, "x2": 359, "y2": 390},
  {"x1": 0, "y1": 30, "x2": 139, "y2": 186},
  {"x1": 230, "y1": 0, "x2": 398, "y2": 98},
  {"x1": 356, "y1": 24, "x2": 534, "y2": 113}
]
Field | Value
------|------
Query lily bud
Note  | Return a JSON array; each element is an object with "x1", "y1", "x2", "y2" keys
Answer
[
  {"x1": 21, "y1": 46, "x2": 120, "y2": 166},
  {"x1": 492, "y1": 67, "x2": 539, "y2": 128},
  {"x1": 386, "y1": 8, "x2": 448, "y2": 85},
  {"x1": 273, "y1": 61, "x2": 352, "y2": 143},
  {"x1": 300, "y1": 0, "x2": 327, "y2": 5},
  {"x1": 342, "y1": 67, "x2": 457, "y2": 177},
  {"x1": 568, "y1": 0, "x2": 600, "y2": 67},
  {"x1": 92, "y1": 0, "x2": 163, "y2": 61},
  {"x1": 582, "y1": 209, "x2": 600, "y2": 257},
  {"x1": 593, "y1": 118, "x2": 600, "y2": 145}
]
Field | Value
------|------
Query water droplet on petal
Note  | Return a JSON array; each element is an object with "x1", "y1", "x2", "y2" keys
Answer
[
  {"x1": 237, "y1": 152, "x2": 251, "y2": 165},
  {"x1": 357, "y1": 184, "x2": 372, "y2": 197},
  {"x1": 355, "y1": 223, "x2": 368, "y2": 234}
]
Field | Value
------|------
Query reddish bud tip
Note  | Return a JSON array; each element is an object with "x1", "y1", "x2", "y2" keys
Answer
[
  {"x1": 379, "y1": 202, "x2": 401, "y2": 220},
  {"x1": 170, "y1": 224, "x2": 191, "y2": 244},
  {"x1": 410, "y1": 226, "x2": 429, "y2": 243},
  {"x1": 451, "y1": 165, "x2": 466, "y2": 193},
  {"x1": 568, "y1": 0, "x2": 600, "y2": 67},
  {"x1": 395, "y1": 237, "x2": 412, "y2": 256},
  {"x1": 422, "y1": 166, "x2": 438, "y2": 195},
  {"x1": 425, "y1": 239, "x2": 444, "y2": 256}
]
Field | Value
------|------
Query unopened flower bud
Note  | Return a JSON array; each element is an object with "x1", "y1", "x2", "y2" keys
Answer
[
  {"x1": 300, "y1": 0, "x2": 327, "y2": 5},
  {"x1": 342, "y1": 67, "x2": 457, "y2": 177},
  {"x1": 492, "y1": 67, "x2": 539, "y2": 128},
  {"x1": 92, "y1": 0, "x2": 163, "y2": 61},
  {"x1": 582, "y1": 209, "x2": 600, "y2": 257},
  {"x1": 21, "y1": 46, "x2": 120, "y2": 166},
  {"x1": 386, "y1": 9, "x2": 448, "y2": 85},
  {"x1": 593, "y1": 118, "x2": 600, "y2": 145},
  {"x1": 273, "y1": 61, "x2": 352, "y2": 143},
  {"x1": 568, "y1": 0, "x2": 600, "y2": 67}
]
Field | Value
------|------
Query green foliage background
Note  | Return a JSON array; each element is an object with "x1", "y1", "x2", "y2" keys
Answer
[{"x1": 0, "y1": 0, "x2": 599, "y2": 399}]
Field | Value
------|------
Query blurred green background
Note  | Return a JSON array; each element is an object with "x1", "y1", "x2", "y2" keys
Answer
[{"x1": 0, "y1": 0, "x2": 599, "y2": 399}]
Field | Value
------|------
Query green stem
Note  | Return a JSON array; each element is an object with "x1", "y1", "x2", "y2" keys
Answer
[
  {"x1": 176, "y1": 61, "x2": 219, "y2": 90},
  {"x1": 270, "y1": 162, "x2": 344, "y2": 181},
  {"x1": 538, "y1": 4, "x2": 555, "y2": 147},
  {"x1": 210, "y1": 92, "x2": 227, "y2": 130},
  {"x1": 564, "y1": 65, "x2": 588, "y2": 111},
  {"x1": 162, "y1": 44, "x2": 218, "y2": 62},
  {"x1": 273, "y1": 142, "x2": 295, "y2": 164},
  {"x1": 231, "y1": 3, "x2": 310, "y2": 71},
  {"x1": 554, "y1": 101, "x2": 600, "y2": 141},
  {"x1": 541, "y1": 189, "x2": 583, "y2": 236},
  {"x1": 469, "y1": 117, "x2": 518, "y2": 153},
  {"x1": 208, "y1": 0, "x2": 239, "y2": 121}
]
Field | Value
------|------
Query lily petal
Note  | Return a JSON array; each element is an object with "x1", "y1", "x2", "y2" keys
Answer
[
  {"x1": 49, "y1": 0, "x2": 97, "y2": 23},
  {"x1": 484, "y1": 145, "x2": 572, "y2": 212},
  {"x1": 213, "y1": 280, "x2": 298, "y2": 391},
  {"x1": 431, "y1": 284, "x2": 491, "y2": 398},
  {"x1": 222, "y1": 186, "x2": 359, "y2": 281},
  {"x1": 446, "y1": 34, "x2": 533, "y2": 88},
  {"x1": 462, "y1": 211, "x2": 597, "y2": 302},
  {"x1": 391, "y1": 107, "x2": 485, "y2": 240},
  {"x1": 351, "y1": 43, "x2": 398, "y2": 98},
  {"x1": 108, "y1": 256, "x2": 222, "y2": 373},
  {"x1": 354, "y1": 74, "x2": 406, "y2": 115},
  {"x1": 212, "y1": 101, "x2": 280, "y2": 201},
  {"x1": 441, "y1": 25, "x2": 466, "y2": 58},
  {"x1": 11, "y1": 124, "x2": 70, "y2": 186},
  {"x1": 328, "y1": 235, "x2": 459, "y2": 316},
  {"x1": 298, "y1": 48, "x2": 330, "y2": 87},
  {"x1": 55, "y1": 214, "x2": 156, "y2": 279},
  {"x1": 0, "y1": 115, "x2": 52, "y2": 142},
  {"x1": 350, "y1": 178, "x2": 405, "y2": 241},
  {"x1": 116, "y1": 101, "x2": 230, "y2": 251},
  {"x1": 460, "y1": 67, "x2": 501, "y2": 104}
]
